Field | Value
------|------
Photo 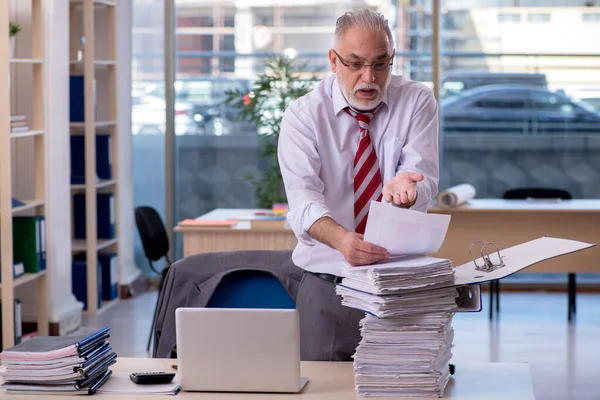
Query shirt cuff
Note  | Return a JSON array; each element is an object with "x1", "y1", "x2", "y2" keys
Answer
[
  {"x1": 409, "y1": 182, "x2": 429, "y2": 212},
  {"x1": 288, "y1": 202, "x2": 332, "y2": 246}
]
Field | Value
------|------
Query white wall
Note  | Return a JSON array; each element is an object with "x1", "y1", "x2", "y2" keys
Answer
[
  {"x1": 117, "y1": 0, "x2": 141, "y2": 287},
  {"x1": 42, "y1": 0, "x2": 83, "y2": 332}
]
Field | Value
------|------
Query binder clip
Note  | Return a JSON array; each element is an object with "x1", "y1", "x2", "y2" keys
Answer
[{"x1": 469, "y1": 240, "x2": 505, "y2": 273}]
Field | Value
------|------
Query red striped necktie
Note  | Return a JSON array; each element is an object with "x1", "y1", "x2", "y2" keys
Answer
[{"x1": 344, "y1": 104, "x2": 383, "y2": 235}]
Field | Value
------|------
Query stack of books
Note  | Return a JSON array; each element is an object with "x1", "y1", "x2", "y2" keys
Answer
[
  {"x1": 0, "y1": 326, "x2": 116, "y2": 395},
  {"x1": 336, "y1": 256, "x2": 458, "y2": 398},
  {"x1": 10, "y1": 115, "x2": 29, "y2": 133}
]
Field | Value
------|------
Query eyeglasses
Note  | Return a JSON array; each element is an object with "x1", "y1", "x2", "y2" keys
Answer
[{"x1": 332, "y1": 50, "x2": 394, "y2": 72}]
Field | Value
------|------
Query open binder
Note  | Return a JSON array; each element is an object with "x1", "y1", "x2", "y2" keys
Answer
[
  {"x1": 453, "y1": 236, "x2": 594, "y2": 312},
  {"x1": 453, "y1": 236, "x2": 594, "y2": 285}
]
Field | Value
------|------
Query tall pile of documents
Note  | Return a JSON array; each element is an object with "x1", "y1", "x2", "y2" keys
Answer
[
  {"x1": 337, "y1": 256, "x2": 458, "y2": 398},
  {"x1": 0, "y1": 326, "x2": 116, "y2": 395}
]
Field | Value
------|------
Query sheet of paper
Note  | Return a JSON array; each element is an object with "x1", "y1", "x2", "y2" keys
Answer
[
  {"x1": 363, "y1": 201, "x2": 451, "y2": 256},
  {"x1": 96, "y1": 372, "x2": 180, "y2": 395},
  {"x1": 453, "y1": 236, "x2": 595, "y2": 286}
]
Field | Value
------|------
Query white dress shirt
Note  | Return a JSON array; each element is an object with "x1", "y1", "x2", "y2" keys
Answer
[{"x1": 278, "y1": 74, "x2": 439, "y2": 276}]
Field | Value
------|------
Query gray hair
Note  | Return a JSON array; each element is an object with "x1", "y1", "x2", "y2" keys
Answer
[{"x1": 335, "y1": 9, "x2": 394, "y2": 48}]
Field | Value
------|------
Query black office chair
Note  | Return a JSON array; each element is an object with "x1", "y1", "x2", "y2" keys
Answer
[
  {"x1": 503, "y1": 188, "x2": 572, "y2": 200},
  {"x1": 134, "y1": 206, "x2": 173, "y2": 352},
  {"x1": 491, "y1": 187, "x2": 574, "y2": 321}
]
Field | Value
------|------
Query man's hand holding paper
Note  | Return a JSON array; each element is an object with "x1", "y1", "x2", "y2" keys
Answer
[
  {"x1": 362, "y1": 200, "x2": 451, "y2": 260},
  {"x1": 336, "y1": 231, "x2": 390, "y2": 266}
]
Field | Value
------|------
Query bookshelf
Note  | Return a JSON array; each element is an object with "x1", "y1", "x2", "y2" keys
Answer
[
  {"x1": 0, "y1": 0, "x2": 50, "y2": 348},
  {"x1": 68, "y1": 0, "x2": 120, "y2": 315}
]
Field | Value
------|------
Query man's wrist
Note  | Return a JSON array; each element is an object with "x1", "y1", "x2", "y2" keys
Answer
[
  {"x1": 330, "y1": 224, "x2": 349, "y2": 250},
  {"x1": 307, "y1": 216, "x2": 349, "y2": 250}
]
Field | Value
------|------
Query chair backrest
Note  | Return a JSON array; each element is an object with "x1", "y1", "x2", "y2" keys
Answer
[
  {"x1": 134, "y1": 206, "x2": 170, "y2": 262},
  {"x1": 207, "y1": 270, "x2": 295, "y2": 309},
  {"x1": 503, "y1": 188, "x2": 572, "y2": 200}
]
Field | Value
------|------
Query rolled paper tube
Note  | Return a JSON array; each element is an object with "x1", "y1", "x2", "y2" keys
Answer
[{"x1": 436, "y1": 183, "x2": 476, "y2": 208}]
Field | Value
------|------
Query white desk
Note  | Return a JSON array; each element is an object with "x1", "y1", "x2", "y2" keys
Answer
[
  {"x1": 0, "y1": 358, "x2": 536, "y2": 399},
  {"x1": 428, "y1": 199, "x2": 600, "y2": 272},
  {"x1": 176, "y1": 200, "x2": 600, "y2": 272}
]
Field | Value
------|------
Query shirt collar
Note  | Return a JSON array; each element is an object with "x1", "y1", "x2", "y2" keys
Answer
[{"x1": 332, "y1": 76, "x2": 389, "y2": 115}]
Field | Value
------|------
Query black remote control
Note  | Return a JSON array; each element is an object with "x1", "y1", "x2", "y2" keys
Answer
[{"x1": 129, "y1": 372, "x2": 175, "y2": 385}]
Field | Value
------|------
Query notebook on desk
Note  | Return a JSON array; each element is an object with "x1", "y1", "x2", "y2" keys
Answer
[
  {"x1": 236, "y1": 215, "x2": 289, "y2": 230},
  {"x1": 0, "y1": 326, "x2": 110, "y2": 361},
  {"x1": 0, "y1": 327, "x2": 116, "y2": 395},
  {"x1": 178, "y1": 219, "x2": 237, "y2": 228}
]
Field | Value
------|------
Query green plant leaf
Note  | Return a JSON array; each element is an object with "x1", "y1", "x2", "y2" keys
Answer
[
  {"x1": 9, "y1": 22, "x2": 21, "y2": 37},
  {"x1": 224, "y1": 54, "x2": 316, "y2": 208}
]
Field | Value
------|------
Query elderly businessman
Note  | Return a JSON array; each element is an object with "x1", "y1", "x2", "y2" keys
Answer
[{"x1": 278, "y1": 9, "x2": 439, "y2": 361}]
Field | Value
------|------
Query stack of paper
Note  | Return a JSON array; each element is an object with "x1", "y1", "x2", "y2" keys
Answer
[
  {"x1": 336, "y1": 256, "x2": 457, "y2": 397},
  {"x1": 96, "y1": 371, "x2": 181, "y2": 395},
  {"x1": 353, "y1": 313, "x2": 454, "y2": 397},
  {"x1": 336, "y1": 284, "x2": 458, "y2": 318},
  {"x1": 340, "y1": 255, "x2": 455, "y2": 295},
  {"x1": 0, "y1": 326, "x2": 117, "y2": 395},
  {"x1": 333, "y1": 202, "x2": 457, "y2": 397}
]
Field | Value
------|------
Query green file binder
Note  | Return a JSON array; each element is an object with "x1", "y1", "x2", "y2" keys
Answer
[{"x1": 12, "y1": 216, "x2": 46, "y2": 273}]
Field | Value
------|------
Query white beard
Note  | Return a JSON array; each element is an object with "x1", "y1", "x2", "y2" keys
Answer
[{"x1": 339, "y1": 73, "x2": 391, "y2": 111}]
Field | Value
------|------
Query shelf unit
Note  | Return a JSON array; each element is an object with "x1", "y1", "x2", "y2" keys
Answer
[
  {"x1": 69, "y1": 0, "x2": 119, "y2": 315},
  {"x1": 0, "y1": 0, "x2": 49, "y2": 348}
]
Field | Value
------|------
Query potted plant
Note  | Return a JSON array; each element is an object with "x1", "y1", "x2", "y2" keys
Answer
[
  {"x1": 9, "y1": 22, "x2": 21, "y2": 58},
  {"x1": 224, "y1": 55, "x2": 315, "y2": 209}
]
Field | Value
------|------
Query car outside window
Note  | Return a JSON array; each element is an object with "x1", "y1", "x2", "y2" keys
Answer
[{"x1": 473, "y1": 97, "x2": 527, "y2": 109}]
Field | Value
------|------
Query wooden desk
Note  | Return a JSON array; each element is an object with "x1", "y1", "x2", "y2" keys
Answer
[
  {"x1": 428, "y1": 199, "x2": 600, "y2": 273},
  {"x1": 175, "y1": 209, "x2": 296, "y2": 257},
  {"x1": 0, "y1": 357, "x2": 536, "y2": 399}
]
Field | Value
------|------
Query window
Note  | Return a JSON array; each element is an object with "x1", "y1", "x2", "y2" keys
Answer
[
  {"x1": 131, "y1": 0, "x2": 167, "y2": 275},
  {"x1": 498, "y1": 13, "x2": 520, "y2": 23},
  {"x1": 527, "y1": 13, "x2": 551, "y2": 23},
  {"x1": 473, "y1": 97, "x2": 527, "y2": 109},
  {"x1": 582, "y1": 13, "x2": 600, "y2": 22},
  {"x1": 529, "y1": 92, "x2": 571, "y2": 112}
]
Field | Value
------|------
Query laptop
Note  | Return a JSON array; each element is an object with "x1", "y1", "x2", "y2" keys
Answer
[{"x1": 175, "y1": 307, "x2": 308, "y2": 393}]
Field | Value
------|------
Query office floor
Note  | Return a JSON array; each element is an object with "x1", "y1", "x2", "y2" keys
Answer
[{"x1": 82, "y1": 290, "x2": 600, "y2": 400}]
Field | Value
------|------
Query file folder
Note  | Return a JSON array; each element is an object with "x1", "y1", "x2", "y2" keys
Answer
[
  {"x1": 0, "y1": 262, "x2": 25, "y2": 284},
  {"x1": 12, "y1": 216, "x2": 46, "y2": 273},
  {"x1": 11, "y1": 198, "x2": 24, "y2": 208},
  {"x1": 70, "y1": 75, "x2": 85, "y2": 122},
  {"x1": 70, "y1": 135, "x2": 113, "y2": 183},
  {"x1": 99, "y1": 252, "x2": 119, "y2": 301},
  {"x1": 0, "y1": 299, "x2": 22, "y2": 349},
  {"x1": 73, "y1": 193, "x2": 115, "y2": 239},
  {"x1": 75, "y1": 253, "x2": 118, "y2": 301},
  {"x1": 72, "y1": 260, "x2": 102, "y2": 311}
]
